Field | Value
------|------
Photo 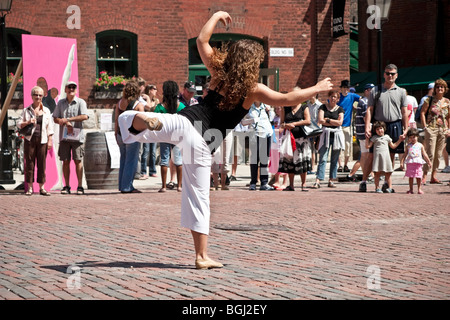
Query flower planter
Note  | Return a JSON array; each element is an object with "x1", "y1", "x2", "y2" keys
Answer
[
  {"x1": 94, "y1": 85, "x2": 124, "y2": 99},
  {"x1": 4, "y1": 83, "x2": 23, "y2": 100}
]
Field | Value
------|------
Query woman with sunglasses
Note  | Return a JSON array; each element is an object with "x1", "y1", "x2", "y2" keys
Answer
[
  {"x1": 118, "y1": 11, "x2": 333, "y2": 269},
  {"x1": 18, "y1": 86, "x2": 54, "y2": 196}
]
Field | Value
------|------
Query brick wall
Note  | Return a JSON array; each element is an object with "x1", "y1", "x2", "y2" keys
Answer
[{"x1": 7, "y1": 0, "x2": 351, "y2": 108}]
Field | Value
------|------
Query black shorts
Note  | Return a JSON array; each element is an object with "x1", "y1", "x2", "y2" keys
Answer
[{"x1": 385, "y1": 120, "x2": 404, "y2": 154}]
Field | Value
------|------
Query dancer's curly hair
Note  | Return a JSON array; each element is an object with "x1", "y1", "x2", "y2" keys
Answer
[
  {"x1": 122, "y1": 80, "x2": 141, "y2": 102},
  {"x1": 209, "y1": 39, "x2": 265, "y2": 111},
  {"x1": 162, "y1": 80, "x2": 180, "y2": 114}
]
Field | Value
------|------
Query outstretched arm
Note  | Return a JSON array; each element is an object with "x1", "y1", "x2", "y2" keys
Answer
[
  {"x1": 197, "y1": 11, "x2": 232, "y2": 76},
  {"x1": 246, "y1": 79, "x2": 333, "y2": 109},
  {"x1": 389, "y1": 135, "x2": 405, "y2": 150},
  {"x1": 400, "y1": 147, "x2": 407, "y2": 169}
]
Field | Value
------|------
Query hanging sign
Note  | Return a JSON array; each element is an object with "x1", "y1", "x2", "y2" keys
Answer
[{"x1": 333, "y1": 0, "x2": 347, "y2": 38}]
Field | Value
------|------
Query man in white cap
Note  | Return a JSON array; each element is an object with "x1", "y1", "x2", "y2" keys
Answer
[{"x1": 53, "y1": 81, "x2": 89, "y2": 195}]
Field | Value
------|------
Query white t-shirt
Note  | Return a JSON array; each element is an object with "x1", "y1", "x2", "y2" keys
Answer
[{"x1": 406, "y1": 95, "x2": 418, "y2": 125}]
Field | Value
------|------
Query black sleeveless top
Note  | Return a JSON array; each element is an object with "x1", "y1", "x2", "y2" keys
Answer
[
  {"x1": 179, "y1": 89, "x2": 248, "y2": 151},
  {"x1": 284, "y1": 104, "x2": 307, "y2": 139}
]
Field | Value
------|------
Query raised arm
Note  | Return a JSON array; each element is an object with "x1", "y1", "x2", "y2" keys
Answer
[{"x1": 197, "y1": 11, "x2": 232, "y2": 76}]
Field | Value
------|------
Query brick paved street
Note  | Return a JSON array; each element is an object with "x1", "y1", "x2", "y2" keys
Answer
[{"x1": 0, "y1": 163, "x2": 449, "y2": 302}]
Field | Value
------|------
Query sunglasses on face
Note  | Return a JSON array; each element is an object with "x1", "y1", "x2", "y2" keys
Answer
[
  {"x1": 385, "y1": 72, "x2": 397, "y2": 76},
  {"x1": 32, "y1": 94, "x2": 43, "y2": 97},
  {"x1": 67, "y1": 85, "x2": 77, "y2": 90}
]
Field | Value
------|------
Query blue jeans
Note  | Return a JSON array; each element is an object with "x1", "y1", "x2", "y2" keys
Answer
[
  {"x1": 140, "y1": 143, "x2": 149, "y2": 175},
  {"x1": 148, "y1": 143, "x2": 157, "y2": 175},
  {"x1": 117, "y1": 134, "x2": 140, "y2": 192},
  {"x1": 140, "y1": 143, "x2": 157, "y2": 175},
  {"x1": 160, "y1": 142, "x2": 182, "y2": 166},
  {"x1": 316, "y1": 142, "x2": 340, "y2": 181}
]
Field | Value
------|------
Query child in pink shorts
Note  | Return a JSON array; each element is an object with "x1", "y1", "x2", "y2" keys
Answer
[{"x1": 401, "y1": 128, "x2": 432, "y2": 194}]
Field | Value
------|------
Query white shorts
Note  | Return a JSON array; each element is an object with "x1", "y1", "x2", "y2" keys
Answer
[
  {"x1": 119, "y1": 111, "x2": 212, "y2": 235},
  {"x1": 342, "y1": 126, "x2": 353, "y2": 157},
  {"x1": 359, "y1": 139, "x2": 369, "y2": 153}
]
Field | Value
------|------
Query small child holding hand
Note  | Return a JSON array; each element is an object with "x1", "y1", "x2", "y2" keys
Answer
[{"x1": 366, "y1": 121, "x2": 405, "y2": 193}]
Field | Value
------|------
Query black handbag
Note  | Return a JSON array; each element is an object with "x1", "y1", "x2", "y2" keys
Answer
[
  {"x1": 300, "y1": 120, "x2": 323, "y2": 138},
  {"x1": 19, "y1": 109, "x2": 34, "y2": 136},
  {"x1": 19, "y1": 123, "x2": 34, "y2": 136}
]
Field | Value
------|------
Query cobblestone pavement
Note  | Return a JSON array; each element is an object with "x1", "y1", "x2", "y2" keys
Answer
[{"x1": 0, "y1": 163, "x2": 449, "y2": 301}]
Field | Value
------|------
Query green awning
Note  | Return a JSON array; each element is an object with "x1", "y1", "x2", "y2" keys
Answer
[
  {"x1": 351, "y1": 63, "x2": 450, "y2": 92},
  {"x1": 349, "y1": 27, "x2": 359, "y2": 72}
]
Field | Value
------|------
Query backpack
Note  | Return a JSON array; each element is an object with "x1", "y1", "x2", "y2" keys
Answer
[{"x1": 415, "y1": 96, "x2": 432, "y2": 124}]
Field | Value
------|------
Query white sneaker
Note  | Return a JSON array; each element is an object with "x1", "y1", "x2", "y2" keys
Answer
[{"x1": 442, "y1": 166, "x2": 450, "y2": 173}]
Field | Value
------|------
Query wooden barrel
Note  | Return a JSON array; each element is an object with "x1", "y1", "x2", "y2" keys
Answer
[{"x1": 83, "y1": 132, "x2": 119, "y2": 189}]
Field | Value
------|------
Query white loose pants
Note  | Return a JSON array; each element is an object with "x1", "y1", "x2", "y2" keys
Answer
[{"x1": 118, "y1": 111, "x2": 212, "y2": 235}]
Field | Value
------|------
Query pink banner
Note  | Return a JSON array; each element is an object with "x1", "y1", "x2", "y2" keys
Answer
[{"x1": 22, "y1": 35, "x2": 79, "y2": 192}]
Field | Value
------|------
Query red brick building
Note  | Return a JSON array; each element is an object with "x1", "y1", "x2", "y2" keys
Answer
[{"x1": 5, "y1": 0, "x2": 351, "y2": 109}]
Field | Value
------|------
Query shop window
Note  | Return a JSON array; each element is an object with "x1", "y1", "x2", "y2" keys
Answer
[
  {"x1": 96, "y1": 30, "x2": 137, "y2": 78},
  {"x1": 4, "y1": 28, "x2": 30, "y2": 76}
]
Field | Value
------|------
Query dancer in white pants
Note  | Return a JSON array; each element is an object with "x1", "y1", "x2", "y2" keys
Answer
[
  {"x1": 119, "y1": 111, "x2": 212, "y2": 235},
  {"x1": 119, "y1": 11, "x2": 334, "y2": 269}
]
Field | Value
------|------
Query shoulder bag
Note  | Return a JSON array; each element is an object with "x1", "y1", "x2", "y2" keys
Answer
[{"x1": 19, "y1": 109, "x2": 34, "y2": 136}]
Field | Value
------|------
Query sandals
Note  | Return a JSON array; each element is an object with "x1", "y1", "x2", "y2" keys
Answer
[
  {"x1": 61, "y1": 186, "x2": 71, "y2": 194},
  {"x1": 27, "y1": 186, "x2": 51, "y2": 196},
  {"x1": 328, "y1": 181, "x2": 337, "y2": 188},
  {"x1": 430, "y1": 179, "x2": 443, "y2": 184},
  {"x1": 312, "y1": 182, "x2": 321, "y2": 189},
  {"x1": 166, "y1": 181, "x2": 175, "y2": 190},
  {"x1": 40, "y1": 188, "x2": 51, "y2": 196},
  {"x1": 283, "y1": 186, "x2": 295, "y2": 191},
  {"x1": 61, "y1": 186, "x2": 85, "y2": 195}
]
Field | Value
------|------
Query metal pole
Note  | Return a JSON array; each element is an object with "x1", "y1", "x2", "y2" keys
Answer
[
  {"x1": 0, "y1": 13, "x2": 14, "y2": 184},
  {"x1": 377, "y1": 27, "x2": 383, "y2": 88}
]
